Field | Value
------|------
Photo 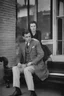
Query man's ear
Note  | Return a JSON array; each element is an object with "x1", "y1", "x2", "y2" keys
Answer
[{"x1": 23, "y1": 36, "x2": 25, "y2": 40}]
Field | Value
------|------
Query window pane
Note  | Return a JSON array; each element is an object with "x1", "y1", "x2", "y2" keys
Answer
[
  {"x1": 57, "y1": 17, "x2": 64, "y2": 55},
  {"x1": 17, "y1": 0, "x2": 24, "y2": 6},
  {"x1": 17, "y1": 0, "x2": 28, "y2": 38},
  {"x1": 29, "y1": 0, "x2": 37, "y2": 22},
  {"x1": 38, "y1": 0, "x2": 52, "y2": 40},
  {"x1": 57, "y1": 41, "x2": 62, "y2": 54},
  {"x1": 30, "y1": 0, "x2": 35, "y2": 5}
]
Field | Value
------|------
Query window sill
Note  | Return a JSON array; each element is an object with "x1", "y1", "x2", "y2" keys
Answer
[{"x1": 41, "y1": 39, "x2": 53, "y2": 45}]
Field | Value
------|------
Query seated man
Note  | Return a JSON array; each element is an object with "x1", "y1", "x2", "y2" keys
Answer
[{"x1": 9, "y1": 30, "x2": 49, "y2": 96}]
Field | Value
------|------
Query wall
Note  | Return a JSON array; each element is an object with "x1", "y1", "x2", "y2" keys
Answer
[{"x1": 0, "y1": 0, "x2": 16, "y2": 67}]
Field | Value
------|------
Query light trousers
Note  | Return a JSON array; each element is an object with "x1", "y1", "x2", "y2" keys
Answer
[{"x1": 12, "y1": 65, "x2": 35, "y2": 91}]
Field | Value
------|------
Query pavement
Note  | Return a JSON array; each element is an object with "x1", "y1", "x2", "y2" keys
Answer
[{"x1": 0, "y1": 81, "x2": 63, "y2": 96}]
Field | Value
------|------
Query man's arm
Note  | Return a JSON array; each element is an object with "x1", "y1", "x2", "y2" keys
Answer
[
  {"x1": 32, "y1": 41, "x2": 44, "y2": 65},
  {"x1": 15, "y1": 44, "x2": 21, "y2": 65}
]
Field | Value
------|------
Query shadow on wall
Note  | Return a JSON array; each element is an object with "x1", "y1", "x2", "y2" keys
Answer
[
  {"x1": 0, "y1": 62, "x2": 4, "y2": 84},
  {"x1": 0, "y1": 57, "x2": 8, "y2": 84}
]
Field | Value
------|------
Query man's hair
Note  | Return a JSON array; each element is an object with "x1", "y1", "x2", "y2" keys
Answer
[
  {"x1": 22, "y1": 29, "x2": 31, "y2": 36},
  {"x1": 30, "y1": 21, "x2": 37, "y2": 26}
]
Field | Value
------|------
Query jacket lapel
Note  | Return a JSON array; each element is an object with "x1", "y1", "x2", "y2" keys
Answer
[
  {"x1": 29, "y1": 40, "x2": 33, "y2": 52},
  {"x1": 21, "y1": 42, "x2": 25, "y2": 62}
]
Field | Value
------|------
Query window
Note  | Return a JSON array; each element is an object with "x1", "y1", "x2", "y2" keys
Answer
[
  {"x1": 56, "y1": 0, "x2": 64, "y2": 54},
  {"x1": 38, "y1": 0, "x2": 52, "y2": 40},
  {"x1": 16, "y1": 0, "x2": 52, "y2": 40},
  {"x1": 16, "y1": 0, "x2": 37, "y2": 38}
]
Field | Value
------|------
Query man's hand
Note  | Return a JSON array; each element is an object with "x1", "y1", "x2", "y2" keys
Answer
[
  {"x1": 17, "y1": 63, "x2": 22, "y2": 68},
  {"x1": 27, "y1": 62, "x2": 33, "y2": 66},
  {"x1": 22, "y1": 64, "x2": 26, "y2": 68},
  {"x1": 17, "y1": 63, "x2": 26, "y2": 68}
]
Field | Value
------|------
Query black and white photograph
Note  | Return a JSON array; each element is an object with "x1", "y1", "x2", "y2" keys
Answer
[{"x1": 0, "y1": 0, "x2": 64, "y2": 96}]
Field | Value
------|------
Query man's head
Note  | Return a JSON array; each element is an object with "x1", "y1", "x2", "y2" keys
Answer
[
  {"x1": 30, "y1": 21, "x2": 37, "y2": 34},
  {"x1": 22, "y1": 30, "x2": 31, "y2": 43}
]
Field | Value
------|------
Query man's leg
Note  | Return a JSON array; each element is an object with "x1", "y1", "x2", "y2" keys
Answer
[
  {"x1": 13, "y1": 66, "x2": 20, "y2": 88},
  {"x1": 9, "y1": 66, "x2": 23, "y2": 96},
  {"x1": 24, "y1": 66, "x2": 37, "y2": 96}
]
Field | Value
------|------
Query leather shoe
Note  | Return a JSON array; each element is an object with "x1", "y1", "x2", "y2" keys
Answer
[
  {"x1": 30, "y1": 92, "x2": 37, "y2": 96},
  {"x1": 9, "y1": 90, "x2": 22, "y2": 96}
]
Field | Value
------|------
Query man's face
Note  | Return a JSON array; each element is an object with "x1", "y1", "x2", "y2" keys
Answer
[
  {"x1": 24, "y1": 33, "x2": 31, "y2": 42},
  {"x1": 30, "y1": 23, "x2": 36, "y2": 32}
]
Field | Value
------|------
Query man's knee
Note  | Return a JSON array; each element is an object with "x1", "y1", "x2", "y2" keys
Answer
[
  {"x1": 12, "y1": 66, "x2": 18, "y2": 72},
  {"x1": 24, "y1": 67, "x2": 28, "y2": 73},
  {"x1": 24, "y1": 66, "x2": 34, "y2": 74}
]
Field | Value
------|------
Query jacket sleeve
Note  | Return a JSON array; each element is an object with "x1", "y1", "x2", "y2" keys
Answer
[
  {"x1": 15, "y1": 44, "x2": 22, "y2": 64},
  {"x1": 32, "y1": 41, "x2": 44, "y2": 65}
]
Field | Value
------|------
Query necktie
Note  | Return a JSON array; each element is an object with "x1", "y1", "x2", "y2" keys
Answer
[
  {"x1": 26, "y1": 42, "x2": 30, "y2": 48},
  {"x1": 26, "y1": 42, "x2": 28, "y2": 48}
]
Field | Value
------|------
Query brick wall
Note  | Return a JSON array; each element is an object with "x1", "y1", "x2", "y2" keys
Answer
[{"x1": 0, "y1": 0, "x2": 16, "y2": 67}]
